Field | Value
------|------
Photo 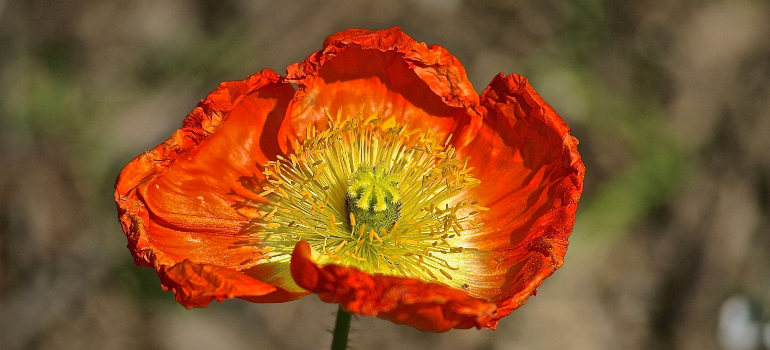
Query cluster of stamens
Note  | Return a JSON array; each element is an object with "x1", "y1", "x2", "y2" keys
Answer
[{"x1": 250, "y1": 110, "x2": 486, "y2": 288}]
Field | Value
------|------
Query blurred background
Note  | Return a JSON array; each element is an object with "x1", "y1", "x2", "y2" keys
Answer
[{"x1": 1, "y1": 0, "x2": 769, "y2": 349}]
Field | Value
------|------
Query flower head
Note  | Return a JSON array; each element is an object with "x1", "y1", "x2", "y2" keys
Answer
[{"x1": 115, "y1": 27, "x2": 584, "y2": 332}]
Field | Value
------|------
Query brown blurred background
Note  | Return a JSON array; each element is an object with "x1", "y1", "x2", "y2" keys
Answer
[{"x1": 1, "y1": 0, "x2": 769, "y2": 349}]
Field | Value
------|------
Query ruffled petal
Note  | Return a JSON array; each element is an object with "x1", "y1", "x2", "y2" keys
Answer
[
  {"x1": 290, "y1": 241, "x2": 499, "y2": 332},
  {"x1": 159, "y1": 260, "x2": 276, "y2": 307},
  {"x1": 115, "y1": 69, "x2": 309, "y2": 306},
  {"x1": 281, "y1": 27, "x2": 482, "y2": 152},
  {"x1": 456, "y1": 73, "x2": 584, "y2": 323}
]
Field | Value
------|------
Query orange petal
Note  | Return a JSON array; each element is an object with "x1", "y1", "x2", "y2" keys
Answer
[
  {"x1": 290, "y1": 241, "x2": 499, "y2": 332},
  {"x1": 281, "y1": 27, "x2": 482, "y2": 152},
  {"x1": 115, "y1": 69, "x2": 309, "y2": 307},
  {"x1": 160, "y1": 260, "x2": 276, "y2": 308},
  {"x1": 457, "y1": 73, "x2": 584, "y2": 323}
]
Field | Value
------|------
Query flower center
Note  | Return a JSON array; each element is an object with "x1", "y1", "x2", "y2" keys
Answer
[
  {"x1": 347, "y1": 163, "x2": 401, "y2": 233},
  {"x1": 253, "y1": 111, "x2": 484, "y2": 288}
]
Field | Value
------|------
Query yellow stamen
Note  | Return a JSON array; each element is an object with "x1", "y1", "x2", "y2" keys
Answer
[{"x1": 249, "y1": 112, "x2": 482, "y2": 288}]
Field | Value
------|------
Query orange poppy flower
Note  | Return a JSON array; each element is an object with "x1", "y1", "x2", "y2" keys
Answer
[{"x1": 115, "y1": 27, "x2": 584, "y2": 332}]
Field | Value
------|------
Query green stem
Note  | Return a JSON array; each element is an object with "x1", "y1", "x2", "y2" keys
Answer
[{"x1": 330, "y1": 306, "x2": 352, "y2": 350}]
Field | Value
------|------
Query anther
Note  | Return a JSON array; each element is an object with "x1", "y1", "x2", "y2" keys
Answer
[{"x1": 333, "y1": 241, "x2": 347, "y2": 253}]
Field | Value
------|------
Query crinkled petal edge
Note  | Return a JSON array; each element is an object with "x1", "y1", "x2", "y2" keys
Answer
[
  {"x1": 115, "y1": 69, "x2": 308, "y2": 307},
  {"x1": 283, "y1": 26, "x2": 483, "y2": 150},
  {"x1": 479, "y1": 73, "x2": 585, "y2": 327},
  {"x1": 290, "y1": 241, "x2": 499, "y2": 332}
]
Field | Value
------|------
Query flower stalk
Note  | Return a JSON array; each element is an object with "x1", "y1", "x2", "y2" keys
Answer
[{"x1": 331, "y1": 306, "x2": 352, "y2": 350}]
